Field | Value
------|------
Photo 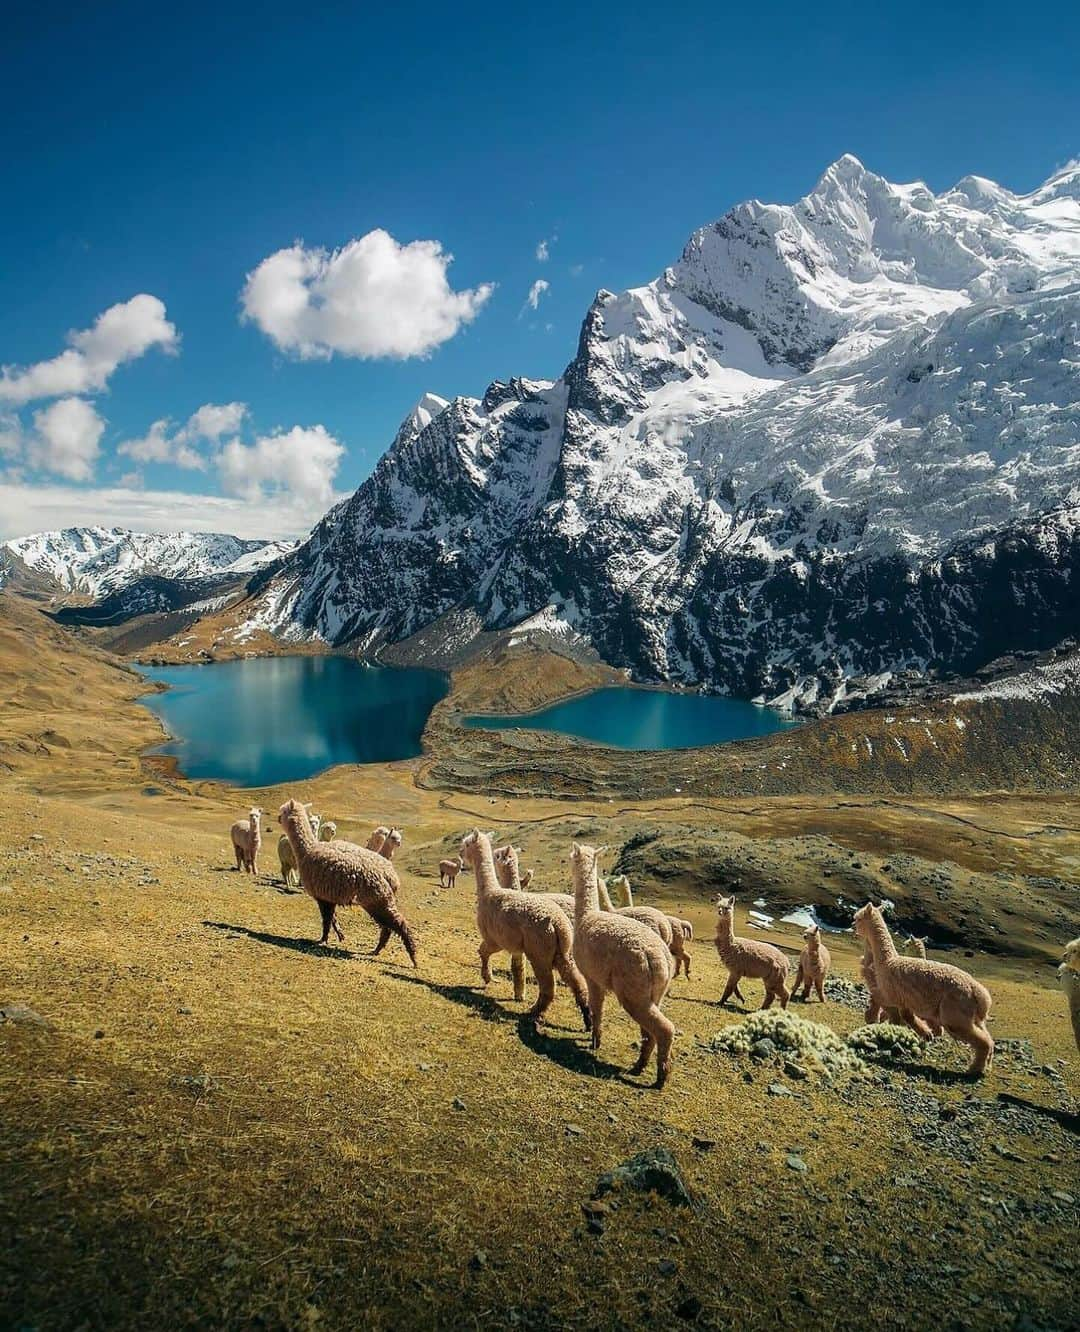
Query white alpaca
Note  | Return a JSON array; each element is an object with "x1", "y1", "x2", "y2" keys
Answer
[
  {"x1": 439, "y1": 855, "x2": 465, "y2": 887},
  {"x1": 231, "y1": 807, "x2": 263, "y2": 875},
  {"x1": 366, "y1": 825, "x2": 391, "y2": 853},
  {"x1": 379, "y1": 828, "x2": 402, "y2": 861},
  {"x1": 319, "y1": 820, "x2": 337, "y2": 842}
]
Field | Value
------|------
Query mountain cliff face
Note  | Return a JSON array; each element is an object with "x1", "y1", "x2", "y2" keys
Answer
[{"x1": 244, "y1": 156, "x2": 1080, "y2": 710}]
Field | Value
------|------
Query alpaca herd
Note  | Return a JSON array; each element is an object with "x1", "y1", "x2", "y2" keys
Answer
[{"x1": 226, "y1": 805, "x2": 1080, "y2": 1085}]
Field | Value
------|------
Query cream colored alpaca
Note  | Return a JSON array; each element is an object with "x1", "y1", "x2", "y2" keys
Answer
[
  {"x1": 366, "y1": 825, "x2": 391, "y2": 853},
  {"x1": 570, "y1": 843, "x2": 674, "y2": 1088},
  {"x1": 520, "y1": 868, "x2": 534, "y2": 888},
  {"x1": 438, "y1": 855, "x2": 465, "y2": 887},
  {"x1": 853, "y1": 903, "x2": 993, "y2": 1074},
  {"x1": 319, "y1": 821, "x2": 337, "y2": 842},
  {"x1": 459, "y1": 832, "x2": 590, "y2": 1033},
  {"x1": 1059, "y1": 936, "x2": 1080, "y2": 1055},
  {"x1": 906, "y1": 935, "x2": 928, "y2": 958},
  {"x1": 379, "y1": 828, "x2": 402, "y2": 861},
  {"x1": 794, "y1": 925, "x2": 831, "y2": 1003},
  {"x1": 278, "y1": 812, "x2": 321, "y2": 887},
  {"x1": 714, "y1": 895, "x2": 790, "y2": 1009},
  {"x1": 231, "y1": 807, "x2": 263, "y2": 875},
  {"x1": 860, "y1": 946, "x2": 886, "y2": 1023},
  {"x1": 605, "y1": 873, "x2": 674, "y2": 947},
  {"x1": 278, "y1": 800, "x2": 417, "y2": 964}
]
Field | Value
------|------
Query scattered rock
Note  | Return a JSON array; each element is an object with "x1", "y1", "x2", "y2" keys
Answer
[
  {"x1": 691, "y1": 1135, "x2": 716, "y2": 1151},
  {"x1": 594, "y1": 1148, "x2": 695, "y2": 1208},
  {"x1": 768, "y1": 1083, "x2": 793, "y2": 1097},
  {"x1": 750, "y1": 1038, "x2": 777, "y2": 1060},
  {"x1": 657, "y1": 1259, "x2": 677, "y2": 1277},
  {"x1": 452, "y1": 1096, "x2": 466, "y2": 1111},
  {"x1": 469, "y1": 1250, "x2": 487, "y2": 1271},
  {"x1": 784, "y1": 1060, "x2": 809, "y2": 1080},
  {"x1": 0, "y1": 1004, "x2": 49, "y2": 1028},
  {"x1": 565, "y1": 1123, "x2": 584, "y2": 1136},
  {"x1": 786, "y1": 1153, "x2": 808, "y2": 1173}
]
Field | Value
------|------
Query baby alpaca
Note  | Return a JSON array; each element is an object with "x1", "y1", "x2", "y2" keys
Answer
[
  {"x1": 1059, "y1": 936, "x2": 1080, "y2": 1054},
  {"x1": 714, "y1": 896, "x2": 790, "y2": 1010},
  {"x1": 278, "y1": 800, "x2": 417, "y2": 964},
  {"x1": 570, "y1": 843, "x2": 675, "y2": 1088},
  {"x1": 853, "y1": 903, "x2": 993, "y2": 1075},
  {"x1": 460, "y1": 832, "x2": 590, "y2": 1033},
  {"x1": 794, "y1": 925, "x2": 831, "y2": 1003},
  {"x1": 231, "y1": 807, "x2": 263, "y2": 875},
  {"x1": 666, "y1": 917, "x2": 694, "y2": 978},
  {"x1": 439, "y1": 855, "x2": 465, "y2": 888},
  {"x1": 366, "y1": 825, "x2": 391, "y2": 853}
]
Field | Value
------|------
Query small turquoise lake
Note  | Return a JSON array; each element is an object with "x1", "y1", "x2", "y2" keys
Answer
[
  {"x1": 464, "y1": 686, "x2": 797, "y2": 750},
  {"x1": 136, "y1": 656, "x2": 449, "y2": 786}
]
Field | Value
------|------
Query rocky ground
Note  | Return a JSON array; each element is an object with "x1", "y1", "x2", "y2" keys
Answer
[{"x1": 0, "y1": 592, "x2": 1078, "y2": 1330}]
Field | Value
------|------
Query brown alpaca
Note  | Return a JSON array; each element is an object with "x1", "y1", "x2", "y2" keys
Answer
[
  {"x1": 853, "y1": 903, "x2": 993, "y2": 1075},
  {"x1": 794, "y1": 925, "x2": 831, "y2": 1003},
  {"x1": 460, "y1": 832, "x2": 590, "y2": 1033},
  {"x1": 570, "y1": 843, "x2": 675, "y2": 1088},
  {"x1": 667, "y1": 917, "x2": 693, "y2": 978},
  {"x1": 230, "y1": 807, "x2": 263, "y2": 874},
  {"x1": 714, "y1": 895, "x2": 790, "y2": 1009},
  {"x1": 605, "y1": 874, "x2": 674, "y2": 947},
  {"x1": 278, "y1": 800, "x2": 417, "y2": 964}
]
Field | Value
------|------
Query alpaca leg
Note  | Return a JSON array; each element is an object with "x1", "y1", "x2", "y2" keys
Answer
[
  {"x1": 587, "y1": 981, "x2": 606, "y2": 1051},
  {"x1": 733, "y1": 983, "x2": 746, "y2": 1002},
  {"x1": 373, "y1": 925, "x2": 392, "y2": 955},
  {"x1": 251, "y1": 852, "x2": 258, "y2": 876},
  {"x1": 510, "y1": 952, "x2": 526, "y2": 1002},
  {"x1": 898, "y1": 1009, "x2": 933, "y2": 1041},
  {"x1": 815, "y1": 978, "x2": 825, "y2": 1004},
  {"x1": 330, "y1": 909, "x2": 345, "y2": 942},
  {"x1": 683, "y1": 950, "x2": 691, "y2": 979},
  {"x1": 948, "y1": 1022, "x2": 993, "y2": 1076},
  {"x1": 234, "y1": 845, "x2": 243, "y2": 870},
  {"x1": 625, "y1": 999, "x2": 675, "y2": 1088},
  {"x1": 479, "y1": 940, "x2": 496, "y2": 985},
  {"x1": 526, "y1": 958, "x2": 556, "y2": 1030},
  {"x1": 761, "y1": 987, "x2": 775, "y2": 1010},
  {"x1": 317, "y1": 899, "x2": 336, "y2": 945},
  {"x1": 651, "y1": 1007, "x2": 675, "y2": 1089},
  {"x1": 555, "y1": 955, "x2": 592, "y2": 1032},
  {"x1": 777, "y1": 978, "x2": 790, "y2": 1010},
  {"x1": 370, "y1": 901, "x2": 417, "y2": 965},
  {"x1": 794, "y1": 963, "x2": 805, "y2": 997},
  {"x1": 720, "y1": 973, "x2": 740, "y2": 1006},
  {"x1": 630, "y1": 1026, "x2": 656, "y2": 1077}
]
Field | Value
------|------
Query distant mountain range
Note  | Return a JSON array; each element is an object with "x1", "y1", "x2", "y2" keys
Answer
[{"x1": 8, "y1": 156, "x2": 1080, "y2": 711}]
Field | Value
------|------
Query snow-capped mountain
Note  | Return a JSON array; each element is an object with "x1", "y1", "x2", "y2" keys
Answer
[
  {"x1": 2, "y1": 527, "x2": 296, "y2": 598},
  {"x1": 235, "y1": 156, "x2": 1080, "y2": 708}
]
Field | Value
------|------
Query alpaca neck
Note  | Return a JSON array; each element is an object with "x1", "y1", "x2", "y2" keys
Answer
[
  {"x1": 502, "y1": 850, "x2": 521, "y2": 892},
  {"x1": 715, "y1": 913, "x2": 736, "y2": 961},
  {"x1": 597, "y1": 875, "x2": 616, "y2": 913},
  {"x1": 284, "y1": 812, "x2": 314, "y2": 857},
  {"x1": 571, "y1": 856, "x2": 600, "y2": 921},
  {"x1": 863, "y1": 911, "x2": 898, "y2": 966},
  {"x1": 471, "y1": 838, "x2": 501, "y2": 899},
  {"x1": 614, "y1": 879, "x2": 633, "y2": 908}
]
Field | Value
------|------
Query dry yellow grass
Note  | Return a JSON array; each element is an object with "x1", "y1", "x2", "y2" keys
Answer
[{"x1": 1, "y1": 593, "x2": 1078, "y2": 1330}]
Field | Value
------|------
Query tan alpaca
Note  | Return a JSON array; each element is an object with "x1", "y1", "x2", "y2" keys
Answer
[
  {"x1": 794, "y1": 925, "x2": 831, "y2": 1003},
  {"x1": 379, "y1": 828, "x2": 402, "y2": 861},
  {"x1": 714, "y1": 895, "x2": 790, "y2": 1009},
  {"x1": 230, "y1": 807, "x2": 263, "y2": 874},
  {"x1": 318, "y1": 821, "x2": 337, "y2": 842},
  {"x1": 459, "y1": 832, "x2": 590, "y2": 1033},
  {"x1": 492, "y1": 846, "x2": 576, "y2": 925},
  {"x1": 278, "y1": 812, "x2": 320, "y2": 886},
  {"x1": 1060, "y1": 936, "x2": 1080, "y2": 1055},
  {"x1": 861, "y1": 943, "x2": 933, "y2": 1034},
  {"x1": 666, "y1": 917, "x2": 694, "y2": 978},
  {"x1": 853, "y1": 904, "x2": 993, "y2": 1075},
  {"x1": 278, "y1": 800, "x2": 417, "y2": 964},
  {"x1": 366, "y1": 825, "x2": 391, "y2": 853},
  {"x1": 520, "y1": 868, "x2": 534, "y2": 888},
  {"x1": 906, "y1": 935, "x2": 928, "y2": 958},
  {"x1": 606, "y1": 874, "x2": 674, "y2": 947},
  {"x1": 570, "y1": 843, "x2": 675, "y2": 1088},
  {"x1": 438, "y1": 855, "x2": 465, "y2": 887}
]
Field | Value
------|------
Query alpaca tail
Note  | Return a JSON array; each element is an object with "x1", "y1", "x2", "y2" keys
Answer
[{"x1": 682, "y1": 921, "x2": 694, "y2": 941}]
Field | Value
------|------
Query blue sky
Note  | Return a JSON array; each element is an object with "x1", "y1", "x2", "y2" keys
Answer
[{"x1": 1, "y1": 0, "x2": 1078, "y2": 540}]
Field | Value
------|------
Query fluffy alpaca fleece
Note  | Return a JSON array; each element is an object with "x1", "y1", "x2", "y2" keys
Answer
[
  {"x1": 366, "y1": 826, "x2": 391, "y2": 853},
  {"x1": 460, "y1": 832, "x2": 590, "y2": 1033},
  {"x1": 570, "y1": 844, "x2": 674, "y2": 1088},
  {"x1": 319, "y1": 821, "x2": 337, "y2": 842},
  {"x1": 714, "y1": 896, "x2": 790, "y2": 1010},
  {"x1": 794, "y1": 925, "x2": 831, "y2": 1003},
  {"x1": 379, "y1": 828, "x2": 402, "y2": 861},
  {"x1": 853, "y1": 904, "x2": 993, "y2": 1074},
  {"x1": 666, "y1": 918, "x2": 694, "y2": 978},
  {"x1": 278, "y1": 800, "x2": 417, "y2": 964},
  {"x1": 231, "y1": 807, "x2": 263, "y2": 874},
  {"x1": 604, "y1": 874, "x2": 674, "y2": 947},
  {"x1": 278, "y1": 813, "x2": 321, "y2": 886},
  {"x1": 438, "y1": 855, "x2": 465, "y2": 887},
  {"x1": 1060, "y1": 937, "x2": 1080, "y2": 1054}
]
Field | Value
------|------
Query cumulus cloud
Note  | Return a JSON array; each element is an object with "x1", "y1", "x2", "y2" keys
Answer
[
  {"x1": 23, "y1": 398, "x2": 106, "y2": 481},
  {"x1": 536, "y1": 239, "x2": 550, "y2": 262},
  {"x1": 522, "y1": 279, "x2": 550, "y2": 314},
  {"x1": 117, "y1": 401, "x2": 248, "y2": 471},
  {"x1": 0, "y1": 482, "x2": 336, "y2": 543},
  {"x1": 0, "y1": 295, "x2": 178, "y2": 405},
  {"x1": 240, "y1": 230, "x2": 494, "y2": 360},
  {"x1": 218, "y1": 424, "x2": 344, "y2": 506}
]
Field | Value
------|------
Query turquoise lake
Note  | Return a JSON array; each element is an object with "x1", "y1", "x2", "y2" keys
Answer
[
  {"x1": 136, "y1": 656, "x2": 449, "y2": 786},
  {"x1": 464, "y1": 686, "x2": 797, "y2": 750}
]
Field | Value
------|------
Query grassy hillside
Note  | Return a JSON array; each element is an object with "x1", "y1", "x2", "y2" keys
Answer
[{"x1": 0, "y1": 594, "x2": 1077, "y2": 1330}]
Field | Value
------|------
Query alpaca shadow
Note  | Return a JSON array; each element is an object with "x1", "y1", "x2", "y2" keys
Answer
[
  {"x1": 996, "y1": 1092, "x2": 1080, "y2": 1136},
  {"x1": 201, "y1": 920, "x2": 356, "y2": 961},
  {"x1": 893, "y1": 1059, "x2": 994, "y2": 1087},
  {"x1": 393, "y1": 973, "x2": 624, "y2": 1081}
]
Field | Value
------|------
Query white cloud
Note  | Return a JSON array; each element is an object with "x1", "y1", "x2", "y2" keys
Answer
[
  {"x1": 523, "y1": 279, "x2": 550, "y2": 313},
  {"x1": 117, "y1": 401, "x2": 248, "y2": 471},
  {"x1": 24, "y1": 398, "x2": 106, "y2": 481},
  {"x1": 0, "y1": 482, "x2": 338, "y2": 543},
  {"x1": 0, "y1": 295, "x2": 178, "y2": 405},
  {"x1": 218, "y1": 424, "x2": 344, "y2": 506},
  {"x1": 569, "y1": 263, "x2": 584, "y2": 277},
  {"x1": 536, "y1": 239, "x2": 549, "y2": 262},
  {"x1": 241, "y1": 230, "x2": 494, "y2": 360}
]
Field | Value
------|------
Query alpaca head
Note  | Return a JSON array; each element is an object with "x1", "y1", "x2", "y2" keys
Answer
[
  {"x1": 459, "y1": 828, "x2": 488, "y2": 870},
  {"x1": 319, "y1": 820, "x2": 337, "y2": 841},
  {"x1": 715, "y1": 894, "x2": 735, "y2": 919},
  {"x1": 803, "y1": 923, "x2": 821, "y2": 948},
  {"x1": 277, "y1": 799, "x2": 313, "y2": 834},
  {"x1": 386, "y1": 827, "x2": 402, "y2": 851},
  {"x1": 1063, "y1": 937, "x2": 1080, "y2": 971},
  {"x1": 570, "y1": 842, "x2": 597, "y2": 872}
]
